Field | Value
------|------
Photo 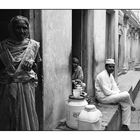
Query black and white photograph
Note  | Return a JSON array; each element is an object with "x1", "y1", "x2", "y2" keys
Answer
[{"x1": 0, "y1": 3, "x2": 140, "y2": 137}]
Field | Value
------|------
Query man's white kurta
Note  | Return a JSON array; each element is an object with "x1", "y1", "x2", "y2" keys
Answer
[
  {"x1": 95, "y1": 70, "x2": 120, "y2": 100},
  {"x1": 95, "y1": 70, "x2": 134, "y2": 126}
]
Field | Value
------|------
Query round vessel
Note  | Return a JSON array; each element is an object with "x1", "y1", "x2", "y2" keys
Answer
[
  {"x1": 78, "y1": 104, "x2": 102, "y2": 130},
  {"x1": 66, "y1": 95, "x2": 88, "y2": 129}
]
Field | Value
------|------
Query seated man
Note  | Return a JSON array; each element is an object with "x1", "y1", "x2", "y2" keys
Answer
[{"x1": 95, "y1": 58, "x2": 136, "y2": 131}]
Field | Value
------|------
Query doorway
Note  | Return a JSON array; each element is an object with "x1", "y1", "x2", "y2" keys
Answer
[
  {"x1": 72, "y1": 10, "x2": 88, "y2": 85},
  {"x1": 72, "y1": 10, "x2": 82, "y2": 63}
]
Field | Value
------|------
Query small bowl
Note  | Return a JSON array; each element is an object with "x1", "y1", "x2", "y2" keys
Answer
[{"x1": 73, "y1": 89, "x2": 81, "y2": 98}]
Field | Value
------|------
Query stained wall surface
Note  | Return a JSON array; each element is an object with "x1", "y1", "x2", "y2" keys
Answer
[
  {"x1": 42, "y1": 10, "x2": 72, "y2": 130},
  {"x1": 93, "y1": 10, "x2": 106, "y2": 77}
]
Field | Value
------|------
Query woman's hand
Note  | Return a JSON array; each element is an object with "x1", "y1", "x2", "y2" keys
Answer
[{"x1": 21, "y1": 60, "x2": 33, "y2": 71}]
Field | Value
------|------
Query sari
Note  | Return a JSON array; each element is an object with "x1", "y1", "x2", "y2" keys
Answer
[
  {"x1": 0, "y1": 38, "x2": 40, "y2": 130},
  {"x1": 72, "y1": 66, "x2": 84, "y2": 81}
]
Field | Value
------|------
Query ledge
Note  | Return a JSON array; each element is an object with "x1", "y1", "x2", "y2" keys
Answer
[
  {"x1": 55, "y1": 70, "x2": 140, "y2": 131},
  {"x1": 97, "y1": 70, "x2": 140, "y2": 130},
  {"x1": 96, "y1": 103, "x2": 121, "y2": 130}
]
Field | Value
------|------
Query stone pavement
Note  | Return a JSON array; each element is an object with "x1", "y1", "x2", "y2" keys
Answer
[
  {"x1": 118, "y1": 70, "x2": 140, "y2": 131},
  {"x1": 118, "y1": 70, "x2": 140, "y2": 92},
  {"x1": 130, "y1": 89, "x2": 140, "y2": 131}
]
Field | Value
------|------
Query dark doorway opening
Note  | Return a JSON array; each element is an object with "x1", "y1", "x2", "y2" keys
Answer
[
  {"x1": 0, "y1": 10, "x2": 20, "y2": 41},
  {"x1": 72, "y1": 10, "x2": 88, "y2": 90},
  {"x1": 72, "y1": 10, "x2": 82, "y2": 64}
]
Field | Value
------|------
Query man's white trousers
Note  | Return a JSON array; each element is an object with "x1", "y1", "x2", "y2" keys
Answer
[{"x1": 98, "y1": 91, "x2": 134, "y2": 126}]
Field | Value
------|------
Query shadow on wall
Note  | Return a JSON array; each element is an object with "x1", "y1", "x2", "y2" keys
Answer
[
  {"x1": 92, "y1": 42, "x2": 96, "y2": 99},
  {"x1": 69, "y1": 50, "x2": 72, "y2": 77}
]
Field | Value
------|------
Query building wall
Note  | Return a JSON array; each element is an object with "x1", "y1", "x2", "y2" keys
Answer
[
  {"x1": 40, "y1": 9, "x2": 140, "y2": 130},
  {"x1": 136, "y1": 38, "x2": 140, "y2": 64},
  {"x1": 93, "y1": 10, "x2": 106, "y2": 77},
  {"x1": 133, "y1": 33, "x2": 140, "y2": 65},
  {"x1": 86, "y1": 10, "x2": 95, "y2": 96},
  {"x1": 126, "y1": 24, "x2": 131, "y2": 69},
  {"x1": 118, "y1": 10, "x2": 140, "y2": 71},
  {"x1": 41, "y1": 10, "x2": 72, "y2": 130},
  {"x1": 93, "y1": 10, "x2": 118, "y2": 81}
]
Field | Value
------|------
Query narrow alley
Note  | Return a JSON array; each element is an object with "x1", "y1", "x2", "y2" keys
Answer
[{"x1": 0, "y1": 9, "x2": 140, "y2": 131}]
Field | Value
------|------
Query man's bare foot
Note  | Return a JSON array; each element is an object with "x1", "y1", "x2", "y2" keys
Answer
[{"x1": 121, "y1": 125, "x2": 130, "y2": 131}]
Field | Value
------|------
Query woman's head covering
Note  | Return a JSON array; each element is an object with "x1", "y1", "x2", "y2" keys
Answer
[{"x1": 8, "y1": 15, "x2": 30, "y2": 41}]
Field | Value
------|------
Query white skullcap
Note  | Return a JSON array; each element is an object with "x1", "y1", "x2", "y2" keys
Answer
[{"x1": 105, "y1": 59, "x2": 115, "y2": 64}]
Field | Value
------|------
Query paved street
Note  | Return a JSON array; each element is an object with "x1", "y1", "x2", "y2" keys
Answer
[{"x1": 130, "y1": 89, "x2": 140, "y2": 130}]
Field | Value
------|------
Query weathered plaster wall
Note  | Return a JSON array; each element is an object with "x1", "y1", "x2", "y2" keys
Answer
[
  {"x1": 134, "y1": 35, "x2": 140, "y2": 65},
  {"x1": 136, "y1": 38, "x2": 140, "y2": 63},
  {"x1": 114, "y1": 10, "x2": 119, "y2": 79},
  {"x1": 93, "y1": 10, "x2": 118, "y2": 80},
  {"x1": 93, "y1": 10, "x2": 106, "y2": 77},
  {"x1": 41, "y1": 10, "x2": 72, "y2": 130},
  {"x1": 131, "y1": 37, "x2": 137, "y2": 66},
  {"x1": 123, "y1": 26, "x2": 127, "y2": 70},
  {"x1": 132, "y1": 39, "x2": 137, "y2": 60},
  {"x1": 127, "y1": 37, "x2": 131, "y2": 62},
  {"x1": 86, "y1": 10, "x2": 95, "y2": 96}
]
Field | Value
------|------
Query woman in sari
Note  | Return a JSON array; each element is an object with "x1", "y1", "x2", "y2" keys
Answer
[{"x1": 0, "y1": 15, "x2": 40, "y2": 130}]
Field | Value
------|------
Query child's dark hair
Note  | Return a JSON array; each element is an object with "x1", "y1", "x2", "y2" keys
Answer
[{"x1": 72, "y1": 57, "x2": 79, "y2": 64}]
